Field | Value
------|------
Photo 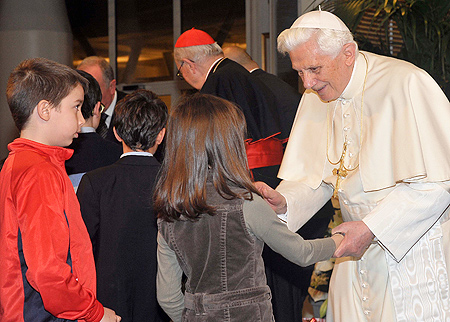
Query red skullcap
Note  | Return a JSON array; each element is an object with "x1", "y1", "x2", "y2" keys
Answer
[{"x1": 175, "y1": 28, "x2": 215, "y2": 48}]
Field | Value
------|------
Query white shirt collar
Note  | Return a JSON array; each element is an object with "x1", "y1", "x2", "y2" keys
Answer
[
  {"x1": 105, "y1": 91, "x2": 118, "y2": 128},
  {"x1": 120, "y1": 151, "x2": 153, "y2": 158},
  {"x1": 79, "y1": 127, "x2": 96, "y2": 133}
]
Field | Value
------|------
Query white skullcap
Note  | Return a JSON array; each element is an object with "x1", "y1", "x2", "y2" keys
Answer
[{"x1": 290, "y1": 10, "x2": 349, "y2": 32}]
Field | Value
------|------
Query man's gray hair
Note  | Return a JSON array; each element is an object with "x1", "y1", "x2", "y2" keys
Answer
[
  {"x1": 77, "y1": 56, "x2": 115, "y2": 85},
  {"x1": 174, "y1": 42, "x2": 223, "y2": 64},
  {"x1": 277, "y1": 28, "x2": 357, "y2": 57}
]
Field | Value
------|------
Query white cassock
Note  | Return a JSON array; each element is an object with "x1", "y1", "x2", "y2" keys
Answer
[{"x1": 277, "y1": 51, "x2": 450, "y2": 321}]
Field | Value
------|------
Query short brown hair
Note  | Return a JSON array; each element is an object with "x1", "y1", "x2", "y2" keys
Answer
[
  {"x1": 113, "y1": 89, "x2": 168, "y2": 151},
  {"x1": 154, "y1": 93, "x2": 259, "y2": 222},
  {"x1": 6, "y1": 57, "x2": 88, "y2": 131}
]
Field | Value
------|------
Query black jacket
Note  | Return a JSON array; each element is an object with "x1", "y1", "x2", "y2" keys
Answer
[{"x1": 77, "y1": 155, "x2": 165, "y2": 322}]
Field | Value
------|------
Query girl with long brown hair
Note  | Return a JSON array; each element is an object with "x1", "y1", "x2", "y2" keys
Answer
[{"x1": 154, "y1": 93, "x2": 343, "y2": 322}]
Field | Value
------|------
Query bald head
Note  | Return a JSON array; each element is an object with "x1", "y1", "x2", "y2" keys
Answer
[{"x1": 223, "y1": 46, "x2": 259, "y2": 72}]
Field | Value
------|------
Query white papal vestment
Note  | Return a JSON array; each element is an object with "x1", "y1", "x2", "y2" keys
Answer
[{"x1": 277, "y1": 51, "x2": 450, "y2": 321}]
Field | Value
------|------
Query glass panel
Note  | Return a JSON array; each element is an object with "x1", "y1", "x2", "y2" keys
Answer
[
  {"x1": 116, "y1": 1, "x2": 174, "y2": 84},
  {"x1": 65, "y1": 0, "x2": 109, "y2": 68},
  {"x1": 181, "y1": 0, "x2": 245, "y2": 48}
]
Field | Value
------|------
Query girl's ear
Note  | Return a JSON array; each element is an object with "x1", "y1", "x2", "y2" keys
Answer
[{"x1": 36, "y1": 100, "x2": 51, "y2": 121}]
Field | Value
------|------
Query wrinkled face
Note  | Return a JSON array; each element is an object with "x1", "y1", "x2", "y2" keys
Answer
[
  {"x1": 176, "y1": 59, "x2": 206, "y2": 90},
  {"x1": 289, "y1": 38, "x2": 355, "y2": 102},
  {"x1": 49, "y1": 84, "x2": 85, "y2": 147}
]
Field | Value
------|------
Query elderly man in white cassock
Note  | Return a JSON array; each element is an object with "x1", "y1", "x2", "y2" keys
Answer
[{"x1": 256, "y1": 9, "x2": 450, "y2": 322}]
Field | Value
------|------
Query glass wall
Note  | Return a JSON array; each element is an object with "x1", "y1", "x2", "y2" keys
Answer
[
  {"x1": 181, "y1": 0, "x2": 245, "y2": 48},
  {"x1": 65, "y1": 0, "x2": 245, "y2": 88},
  {"x1": 65, "y1": 0, "x2": 109, "y2": 67},
  {"x1": 116, "y1": 1, "x2": 174, "y2": 84}
]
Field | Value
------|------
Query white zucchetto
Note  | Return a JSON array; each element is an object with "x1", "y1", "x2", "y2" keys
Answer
[{"x1": 290, "y1": 10, "x2": 350, "y2": 32}]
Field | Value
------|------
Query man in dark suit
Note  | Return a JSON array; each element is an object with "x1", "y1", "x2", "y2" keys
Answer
[
  {"x1": 223, "y1": 45, "x2": 301, "y2": 138},
  {"x1": 65, "y1": 70, "x2": 122, "y2": 190},
  {"x1": 77, "y1": 56, "x2": 127, "y2": 145},
  {"x1": 174, "y1": 28, "x2": 285, "y2": 189},
  {"x1": 77, "y1": 90, "x2": 169, "y2": 322}
]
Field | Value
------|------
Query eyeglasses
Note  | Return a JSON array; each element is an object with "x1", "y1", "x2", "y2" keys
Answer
[
  {"x1": 176, "y1": 61, "x2": 185, "y2": 80},
  {"x1": 99, "y1": 103, "x2": 106, "y2": 113}
]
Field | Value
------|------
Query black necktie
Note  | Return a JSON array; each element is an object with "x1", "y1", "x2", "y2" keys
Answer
[{"x1": 97, "y1": 113, "x2": 108, "y2": 139}]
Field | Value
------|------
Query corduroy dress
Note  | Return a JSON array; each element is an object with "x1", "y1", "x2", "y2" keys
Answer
[{"x1": 159, "y1": 182, "x2": 273, "y2": 321}]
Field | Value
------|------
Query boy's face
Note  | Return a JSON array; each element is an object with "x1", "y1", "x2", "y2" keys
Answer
[{"x1": 48, "y1": 84, "x2": 85, "y2": 147}]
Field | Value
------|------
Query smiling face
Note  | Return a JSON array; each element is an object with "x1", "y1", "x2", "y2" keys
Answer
[
  {"x1": 289, "y1": 37, "x2": 356, "y2": 102},
  {"x1": 48, "y1": 84, "x2": 85, "y2": 147}
]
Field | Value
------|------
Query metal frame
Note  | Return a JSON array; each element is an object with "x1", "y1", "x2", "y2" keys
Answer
[
  {"x1": 112, "y1": 0, "x2": 281, "y2": 104},
  {"x1": 108, "y1": 0, "x2": 117, "y2": 79}
]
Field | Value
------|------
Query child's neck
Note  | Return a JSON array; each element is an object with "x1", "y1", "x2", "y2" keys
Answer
[
  {"x1": 82, "y1": 118, "x2": 95, "y2": 128},
  {"x1": 122, "y1": 144, "x2": 158, "y2": 155},
  {"x1": 20, "y1": 129, "x2": 53, "y2": 147}
]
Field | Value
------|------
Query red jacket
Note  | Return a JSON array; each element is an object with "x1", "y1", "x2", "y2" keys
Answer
[{"x1": 0, "y1": 139, "x2": 103, "y2": 322}]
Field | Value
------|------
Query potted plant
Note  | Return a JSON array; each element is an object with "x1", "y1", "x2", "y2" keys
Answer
[{"x1": 327, "y1": 0, "x2": 450, "y2": 98}]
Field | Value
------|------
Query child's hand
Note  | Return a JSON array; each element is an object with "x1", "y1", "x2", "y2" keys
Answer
[
  {"x1": 330, "y1": 231, "x2": 345, "y2": 251},
  {"x1": 100, "y1": 307, "x2": 121, "y2": 322}
]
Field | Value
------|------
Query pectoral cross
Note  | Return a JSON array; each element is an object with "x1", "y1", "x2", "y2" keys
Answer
[
  {"x1": 331, "y1": 142, "x2": 349, "y2": 199},
  {"x1": 332, "y1": 162, "x2": 348, "y2": 198}
]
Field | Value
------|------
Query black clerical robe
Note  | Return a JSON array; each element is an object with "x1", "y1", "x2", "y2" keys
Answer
[{"x1": 201, "y1": 58, "x2": 282, "y2": 140}]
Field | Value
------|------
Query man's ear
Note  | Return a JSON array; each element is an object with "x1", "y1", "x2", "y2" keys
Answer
[
  {"x1": 156, "y1": 128, "x2": 166, "y2": 145},
  {"x1": 113, "y1": 126, "x2": 122, "y2": 142},
  {"x1": 184, "y1": 59, "x2": 196, "y2": 74},
  {"x1": 108, "y1": 79, "x2": 117, "y2": 95},
  {"x1": 343, "y1": 42, "x2": 357, "y2": 67},
  {"x1": 36, "y1": 100, "x2": 52, "y2": 121}
]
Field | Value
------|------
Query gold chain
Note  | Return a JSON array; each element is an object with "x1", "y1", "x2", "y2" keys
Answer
[
  {"x1": 326, "y1": 52, "x2": 368, "y2": 197},
  {"x1": 212, "y1": 57, "x2": 226, "y2": 74}
]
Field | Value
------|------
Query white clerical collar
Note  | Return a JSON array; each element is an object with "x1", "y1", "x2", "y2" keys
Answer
[
  {"x1": 338, "y1": 52, "x2": 358, "y2": 100},
  {"x1": 105, "y1": 91, "x2": 118, "y2": 128},
  {"x1": 205, "y1": 57, "x2": 225, "y2": 82},
  {"x1": 339, "y1": 51, "x2": 367, "y2": 100},
  {"x1": 79, "y1": 127, "x2": 96, "y2": 133},
  {"x1": 120, "y1": 151, "x2": 153, "y2": 158},
  {"x1": 249, "y1": 67, "x2": 259, "y2": 73}
]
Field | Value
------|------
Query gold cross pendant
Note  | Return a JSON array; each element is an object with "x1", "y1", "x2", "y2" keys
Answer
[{"x1": 332, "y1": 163, "x2": 348, "y2": 199}]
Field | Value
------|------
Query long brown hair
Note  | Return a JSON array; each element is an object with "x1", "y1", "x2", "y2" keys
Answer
[{"x1": 154, "y1": 93, "x2": 259, "y2": 222}]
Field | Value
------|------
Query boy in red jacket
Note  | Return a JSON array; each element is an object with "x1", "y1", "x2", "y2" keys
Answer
[{"x1": 0, "y1": 58, "x2": 120, "y2": 322}]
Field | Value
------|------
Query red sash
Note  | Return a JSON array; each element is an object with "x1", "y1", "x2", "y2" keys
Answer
[{"x1": 245, "y1": 133, "x2": 288, "y2": 169}]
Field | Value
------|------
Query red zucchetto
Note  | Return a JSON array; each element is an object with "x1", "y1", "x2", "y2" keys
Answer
[{"x1": 175, "y1": 28, "x2": 215, "y2": 48}]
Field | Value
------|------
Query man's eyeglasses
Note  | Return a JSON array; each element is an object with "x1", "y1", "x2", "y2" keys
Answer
[{"x1": 176, "y1": 61, "x2": 185, "y2": 80}]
